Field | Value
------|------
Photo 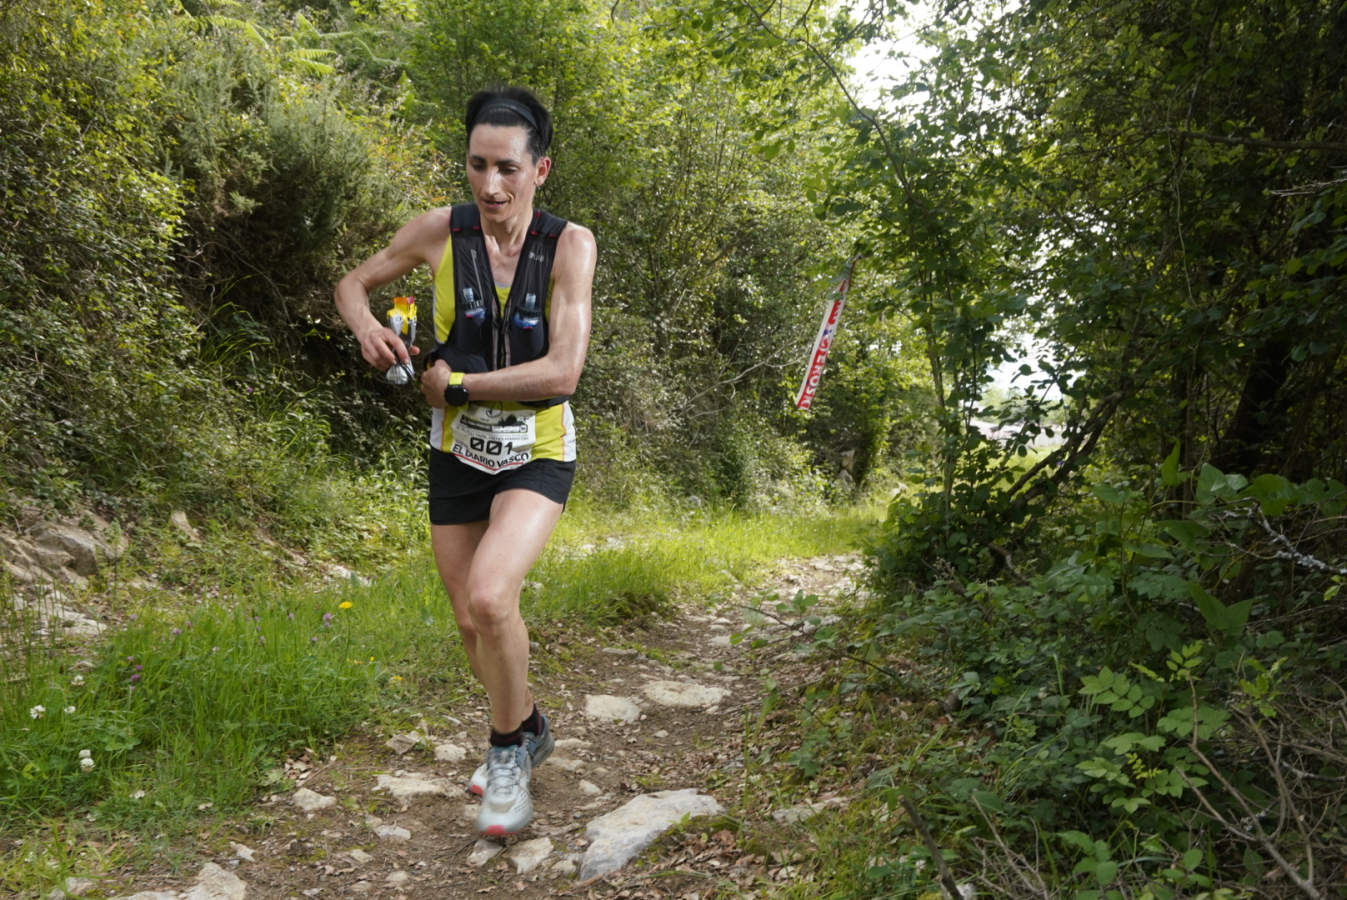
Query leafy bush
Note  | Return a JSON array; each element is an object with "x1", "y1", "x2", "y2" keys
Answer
[
  {"x1": 866, "y1": 458, "x2": 1347, "y2": 895},
  {"x1": 161, "y1": 21, "x2": 421, "y2": 345},
  {"x1": 0, "y1": 0, "x2": 201, "y2": 508},
  {"x1": 0, "y1": 0, "x2": 434, "y2": 538}
]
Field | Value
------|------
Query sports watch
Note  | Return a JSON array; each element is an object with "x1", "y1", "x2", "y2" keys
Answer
[{"x1": 444, "y1": 371, "x2": 469, "y2": 407}]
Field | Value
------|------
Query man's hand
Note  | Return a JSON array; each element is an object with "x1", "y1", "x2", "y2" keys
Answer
[
  {"x1": 421, "y1": 359, "x2": 451, "y2": 408},
  {"x1": 358, "y1": 325, "x2": 420, "y2": 371},
  {"x1": 334, "y1": 208, "x2": 447, "y2": 370}
]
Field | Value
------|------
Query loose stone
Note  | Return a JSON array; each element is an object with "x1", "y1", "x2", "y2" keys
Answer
[
  {"x1": 181, "y1": 863, "x2": 246, "y2": 900},
  {"x1": 434, "y1": 742, "x2": 467, "y2": 763},
  {"x1": 292, "y1": 788, "x2": 336, "y2": 812},
  {"x1": 642, "y1": 680, "x2": 727, "y2": 708},
  {"x1": 374, "y1": 824, "x2": 412, "y2": 842},
  {"x1": 468, "y1": 839, "x2": 504, "y2": 866},
  {"x1": 507, "y1": 837, "x2": 554, "y2": 874},
  {"x1": 583, "y1": 694, "x2": 642, "y2": 723},
  {"x1": 373, "y1": 772, "x2": 451, "y2": 800}
]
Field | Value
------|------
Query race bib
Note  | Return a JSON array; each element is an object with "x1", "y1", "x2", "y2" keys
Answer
[{"x1": 448, "y1": 405, "x2": 536, "y2": 473}]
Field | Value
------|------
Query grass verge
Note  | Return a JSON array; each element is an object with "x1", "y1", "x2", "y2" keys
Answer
[{"x1": 532, "y1": 498, "x2": 882, "y2": 623}]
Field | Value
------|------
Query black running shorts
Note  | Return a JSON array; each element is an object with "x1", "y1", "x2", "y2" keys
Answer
[{"x1": 428, "y1": 447, "x2": 575, "y2": 525}]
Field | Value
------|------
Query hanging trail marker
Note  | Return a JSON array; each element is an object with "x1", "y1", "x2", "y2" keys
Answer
[{"x1": 794, "y1": 257, "x2": 858, "y2": 410}]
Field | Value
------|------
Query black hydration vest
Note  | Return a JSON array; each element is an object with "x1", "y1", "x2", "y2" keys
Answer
[{"x1": 435, "y1": 204, "x2": 569, "y2": 407}]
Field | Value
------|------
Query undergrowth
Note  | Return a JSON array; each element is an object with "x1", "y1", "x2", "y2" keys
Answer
[{"x1": 735, "y1": 458, "x2": 1347, "y2": 898}]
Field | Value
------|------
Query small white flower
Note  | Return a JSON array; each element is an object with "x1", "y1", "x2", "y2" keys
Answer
[
  {"x1": 78, "y1": 749, "x2": 92, "y2": 759},
  {"x1": 29, "y1": 705, "x2": 45, "y2": 719},
  {"x1": 64, "y1": 705, "x2": 76, "y2": 715},
  {"x1": 131, "y1": 790, "x2": 146, "y2": 800},
  {"x1": 80, "y1": 757, "x2": 95, "y2": 772},
  {"x1": 71, "y1": 675, "x2": 85, "y2": 687}
]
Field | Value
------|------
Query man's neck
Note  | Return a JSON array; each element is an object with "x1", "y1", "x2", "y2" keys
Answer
[{"x1": 481, "y1": 206, "x2": 533, "y2": 252}]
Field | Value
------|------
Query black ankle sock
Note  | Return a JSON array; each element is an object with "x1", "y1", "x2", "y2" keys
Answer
[
  {"x1": 489, "y1": 726, "x2": 524, "y2": 748},
  {"x1": 520, "y1": 704, "x2": 543, "y2": 735}
]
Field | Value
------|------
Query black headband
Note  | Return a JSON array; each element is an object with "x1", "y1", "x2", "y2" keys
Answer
[{"x1": 474, "y1": 98, "x2": 540, "y2": 135}]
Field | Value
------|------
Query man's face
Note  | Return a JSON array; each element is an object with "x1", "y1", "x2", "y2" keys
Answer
[{"x1": 466, "y1": 124, "x2": 550, "y2": 222}]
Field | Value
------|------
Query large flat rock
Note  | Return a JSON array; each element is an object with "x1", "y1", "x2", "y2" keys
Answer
[{"x1": 579, "y1": 789, "x2": 723, "y2": 881}]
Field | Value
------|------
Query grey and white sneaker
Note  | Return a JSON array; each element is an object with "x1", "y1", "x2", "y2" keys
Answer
[
  {"x1": 467, "y1": 714, "x2": 554, "y2": 796},
  {"x1": 474, "y1": 743, "x2": 533, "y2": 836}
]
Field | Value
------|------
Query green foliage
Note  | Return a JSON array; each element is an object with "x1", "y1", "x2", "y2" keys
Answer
[
  {"x1": 403, "y1": 0, "x2": 907, "y2": 505},
  {"x1": 161, "y1": 15, "x2": 425, "y2": 344},
  {"x1": 863, "y1": 459, "x2": 1347, "y2": 894},
  {"x1": 0, "y1": 0, "x2": 198, "y2": 507},
  {"x1": 704, "y1": 0, "x2": 1347, "y2": 577},
  {"x1": 794, "y1": 308, "x2": 935, "y2": 496},
  {"x1": 2, "y1": 0, "x2": 912, "y2": 524},
  {"x1": 0, "y1": 0, "x2": 439, "y2": 536}
]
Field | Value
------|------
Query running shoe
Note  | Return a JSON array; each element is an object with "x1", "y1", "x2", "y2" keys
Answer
[
  {"x1": 474, "y1": 743, "x2": 533, "y2": 836},
  {"x1": 466, "y1": 714, "x2": 554, "y2": 796}
]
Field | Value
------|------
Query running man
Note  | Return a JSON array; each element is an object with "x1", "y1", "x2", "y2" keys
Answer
[{"x1": 334, "y1": 86, "x2": 596, "y2": 835}]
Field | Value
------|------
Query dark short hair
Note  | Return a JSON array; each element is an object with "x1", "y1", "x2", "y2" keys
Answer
[{"x1": 465, "y1": 87, "x2": 553, "y2": 160}]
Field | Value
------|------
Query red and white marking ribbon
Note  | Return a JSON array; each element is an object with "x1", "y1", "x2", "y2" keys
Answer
[{"x1": 794, "y1": 257, "x2": 858, "y2": 410}]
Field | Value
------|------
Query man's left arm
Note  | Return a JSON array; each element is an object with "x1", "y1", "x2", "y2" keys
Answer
[{"x1": 422, "y1": 225, "x2": 596, "y2": 406}]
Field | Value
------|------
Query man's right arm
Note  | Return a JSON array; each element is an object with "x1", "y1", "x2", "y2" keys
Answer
[{"x1": 335, "y1": 209, "x2": 447, "y2": 371}]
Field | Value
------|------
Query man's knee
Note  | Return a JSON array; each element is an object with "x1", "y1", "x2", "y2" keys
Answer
[{"x1": 466, "y1": 584, "x2": 520, "y2": 634}]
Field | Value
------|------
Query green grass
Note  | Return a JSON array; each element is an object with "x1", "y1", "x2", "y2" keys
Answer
[
  {"x1": 0, "y1": 570, "x2": 461, "y2": 833},
  {"x1": 532, "y1": 498, "x2": 882, "y2": 622}
]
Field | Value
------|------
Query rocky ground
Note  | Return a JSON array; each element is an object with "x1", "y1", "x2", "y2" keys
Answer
[{"x1": 69, "y1": 554, "x2": 868, "y2": 900}]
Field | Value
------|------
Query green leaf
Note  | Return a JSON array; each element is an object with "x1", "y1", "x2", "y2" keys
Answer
[
  {"x1": 971, "y1": 788, "x2": 1004, "y2": 812},
  {"x1": 1159, "y1": 443, "x2": 1182, "y2": 486},
  {"x1": 1244, "y1": 473, "x2": 1294, "y2": 516},
  {"x1": 1090, "y1": 483, "x2": 1127, "y2": 505},
  {"x1": 1102, "y1": 731, "x2": 1163, "y2": 754},
  {"x1": 1158, "y1": 704, "x2": 1230, "y2": 739},
  {"x1": 1196, "y1": 464, "x2": 1247, "y2": 502},
  {"x1": 1126, "y1": 541, "x2": 1173, "y2": 560},
  {"x1": 1160, "y1": 519, "x2": 1209, "y2": 550},
  {"x1": 1187, "y1": 582, "x2": 1251, "y2": 636},
  {"x1": 1058, "y1": 830, "x2": 1096, "y2": 854}
]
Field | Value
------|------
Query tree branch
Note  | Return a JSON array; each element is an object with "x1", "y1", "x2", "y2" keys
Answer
[
  {"x1": 1164, "y1": 128, "x2": 1347, "y2": 155},
  {"x1": 1183, "y1": 687, "x2": 1324, "y2": 899},
  {"x1": 900, "y1": 795, "x2": 966, "y2": 899},
  {"x1": 733, "y1": 0, "x2": 926, "y2": 213},
  {"x1": 738, "y1": 601, "x2": 906, "y2": 683}
]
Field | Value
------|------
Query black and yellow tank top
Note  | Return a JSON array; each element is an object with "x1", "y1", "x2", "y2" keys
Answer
[{"x1": 427, "y1": 205, "x2": 575, "y2": 471}]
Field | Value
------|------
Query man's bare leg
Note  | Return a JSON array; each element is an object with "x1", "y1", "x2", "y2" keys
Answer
[
  {"x1": 465, "y1": 489, "x2": 564, "y2": 732},
  {"x1": 431, "y1": 520, "x2": 489, "y2": 680},
  {"x1": 438, "y1": 488, "x2": 563, "y2": 835}
]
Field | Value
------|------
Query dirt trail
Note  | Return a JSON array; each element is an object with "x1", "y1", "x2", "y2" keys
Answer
[{"x1": 101, "y1": 554, "x2": 866, "y2": 900}]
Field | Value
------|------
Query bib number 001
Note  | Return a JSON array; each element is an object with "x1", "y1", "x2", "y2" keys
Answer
[
  {"x1": 449, "y1": 407, "x2": 536, "y2": 473},
  {"x1": 470, "y1": 437, "x2": 512, "y2": 455}
]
